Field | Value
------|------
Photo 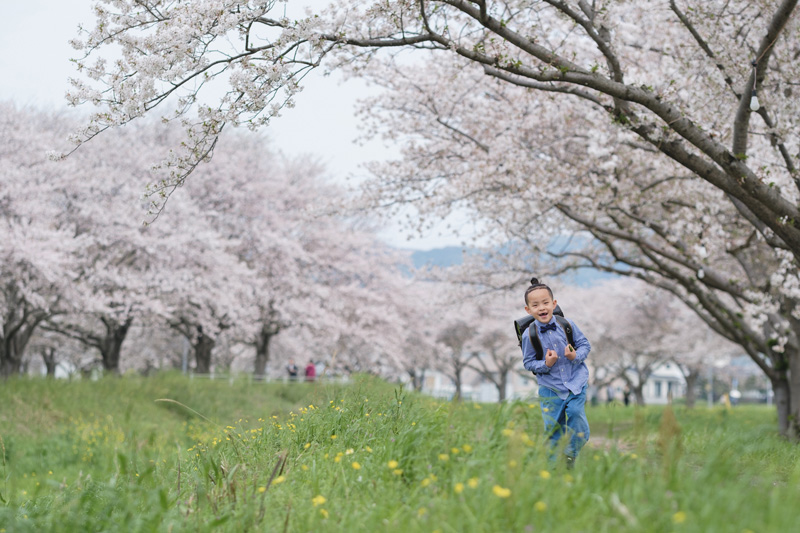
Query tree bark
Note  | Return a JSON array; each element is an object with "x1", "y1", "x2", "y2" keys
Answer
[
  {"x1": 771, "y1": 375, "x2": 791, "y2": 438},
  {"x1": 683, "y1": 368, "x2": 700, "y2": 408},
  {"x1": 194, "y1": 329, "x2": 215, "y2": 374},
  {"x1": 253, "y1": 324, "x2": 280, "y2": 378},
  {"x1": 41, "y1": 348, "x2": 57, "y2": 377},
  {"x1": 633, "y1": 383, "x2": 646, "y2": 406},
  {"x1": 98, "y1": 317, "x2": 133, "y2": 374},
  {"x1": 452, "y1": 370, "x2": 463, "y2": 401},
  {"x1": 1, "y1": 310, "x2": 43, "y2": 378},
  {"x1": 407, "y1": 368, "x2": 425, "y2": 391},
  {"x1": 787, "y1": 354, "x2": 800, "y2": 440}
]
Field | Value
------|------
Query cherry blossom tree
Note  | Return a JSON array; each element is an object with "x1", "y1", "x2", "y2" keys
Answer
[
  {"x1": 435, "y1": 319, "x2": 476, "y2": 401},
  {"x1": 464, "y1": 294, "x2": 521, "y2": 402},
  {"x1": 392, "y1": 281, "x2": 442, "y2": 391},
  {"x1": 571, "y1": 280, "x2": 688, "y2": 406},
  {"x1": 0, "y1": 104, "x2": 84, "y2": 377}
]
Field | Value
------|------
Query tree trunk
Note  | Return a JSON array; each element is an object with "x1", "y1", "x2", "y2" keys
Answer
[
  {"x1": 452, "y1": 368, "x2": 463, "y2": 401},
  {"x1": 497, "y1": 371, "x2": 508, "y2": 402},
  {"x1": 254, "y1": 325, "x2": 278, "y2": 378},
  {"x1": 407, "y1": 368, "x2": 425, "y2": 391},
  {"x1": 1, "y1": 314, "x2": 42, "y2": 378},
  {"x1": 0, "y1": 354, "x2": 23, "y2": 378},
  {"x1": 633, "y1": 383, "x2": 646, "y2": 406},
  {"x1": 41, "y1": 348, "x2": 57, "y2": 377},
  {"x1": 771, "y1": 375, "x2": 791, "y2": 438},
  {"x1": 98, "y1": 317, "x2": 133, "y2": 374},
  {"x1": 684, "y1": 368, "x2": 700, "y2": 408},
  {"x1": 787, "y1": 354, "x2": 800, "y2": 441},
  {"x1": 194, "y1": 329, "x2": 215, "y2": 374}
]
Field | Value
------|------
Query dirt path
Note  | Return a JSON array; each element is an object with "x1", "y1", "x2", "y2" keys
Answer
[{"x1": 588, "y1": 435, "x2": 637, "y2": 453}]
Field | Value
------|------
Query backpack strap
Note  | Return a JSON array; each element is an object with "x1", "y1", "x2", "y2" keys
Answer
[
  {"x1": 555, "y1": 315, "x2": 575, "y2": 349},
  {"x1": 528, "y1": 325, "x2": 544, "y2": 361},
  {"x1": 528, "y1": 316, "x2": 575, "y2": 361}
]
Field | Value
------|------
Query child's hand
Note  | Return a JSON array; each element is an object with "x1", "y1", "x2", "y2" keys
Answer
[
  {"x1": 545, "y1": 349, "x2": 558, "y2": 367},
  {"x1": 565, "y1": 344, "x2": 577, "y2": 361}
]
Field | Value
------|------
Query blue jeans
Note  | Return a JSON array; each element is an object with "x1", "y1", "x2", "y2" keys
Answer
[{"x1": 538, "y1": 385, "x2": 590, "y2": 458}]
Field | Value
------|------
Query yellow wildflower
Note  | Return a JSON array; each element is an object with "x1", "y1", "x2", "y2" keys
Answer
[
  {"x1": 351, "y1": 462, "x2": 361, "y2": 470},
  {"x1": 346, "y1": 448, "x2": 354, "y2": 455},
  {"x1": 535, "y1": 501, "x2": 547, "y2": 512},
  {"x1": 312, "y1": 495, "x2": 327, "y2": 507},
  {"x1": 273, "y1": 475, "x2": 286, "y2": 484},
  {"x1": 492, "y1": 485, "x2": 511, "y2": 498},
  {"x1": 320, "y1": 509, "x2": 329, "y2": 519},
  {"x1": 539, "y1": 470, "x2": 551, "y2": 479},
  {"x1": 454, "y1": 483, "x2": 464, "y2": 494},
  {"x1": 467, "y1": 477, "x2": 479, "y2": 488},
  {"x1": 392, "y1": 469, "x2": 403, "y2": 476},
  {"x1": 438, "y1": 454, "x2": 449, "y2": 461},
  {"x1": 330, "y1": 435, "x2": 337, "y2": 440},
  {"x1": 387, "y1": 460, "x2": 399, "y2": 469},
  {"x1": 450, "y1": 447, "x2": 460, "y2": 455},
  {"x1": 258, "y1": 486, "x2": 267, "y2": 493},
  {"x1": 462, "y1": 444, "x2": 473, "y2": 453},
  {"x1": 673, "y1": 511, "x2": 687, "y2": 524},
  {"x1": 304, "y1": 442, "x2": 311, "y2": 449}
]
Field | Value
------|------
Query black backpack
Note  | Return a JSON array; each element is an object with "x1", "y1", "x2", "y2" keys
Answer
[{"x1": 513, "y1": 305, "x2": 575, "y2": 361}]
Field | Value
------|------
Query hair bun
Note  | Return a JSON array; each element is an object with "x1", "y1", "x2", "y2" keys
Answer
[{"x1": 530, "y1": 277, "x2": 539, "y2": 285}]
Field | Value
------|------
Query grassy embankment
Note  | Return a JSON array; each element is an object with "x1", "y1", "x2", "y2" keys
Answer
[{"x1": 1, "y1": 372, "x2": 798, "y2": 532}]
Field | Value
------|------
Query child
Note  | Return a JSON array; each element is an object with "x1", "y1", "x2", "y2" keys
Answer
[{"x1": 521, "y1": 278, "x2": 591, "y2": 465}]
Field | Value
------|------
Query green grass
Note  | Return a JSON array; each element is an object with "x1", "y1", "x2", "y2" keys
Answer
[{"x1": 1, "y1": 373, "x2": 798, "y2": 532}]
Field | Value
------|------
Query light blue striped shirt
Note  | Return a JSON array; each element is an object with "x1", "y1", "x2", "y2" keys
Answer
[{"x1": 521, "y1": 317, "x2": 591, "y2": 400}]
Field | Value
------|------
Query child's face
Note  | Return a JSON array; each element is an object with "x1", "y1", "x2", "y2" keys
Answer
[{"x1": 525, "y1": 288, "x2": 557, "y2": 324}]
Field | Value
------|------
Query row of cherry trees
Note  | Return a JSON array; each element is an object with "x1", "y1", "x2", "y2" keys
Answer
[{"x1": 1, "y1": 104, "x2": 451, "y2": 379}]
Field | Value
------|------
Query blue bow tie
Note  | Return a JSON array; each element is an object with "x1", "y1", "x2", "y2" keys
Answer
[{"x1": 540, "y1": 323, "x2": 557, "y2": 333}]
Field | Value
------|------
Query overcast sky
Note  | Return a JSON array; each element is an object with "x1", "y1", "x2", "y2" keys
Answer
[{"x1": 0, "y1": 1, "x2": 469, "y2": 250}]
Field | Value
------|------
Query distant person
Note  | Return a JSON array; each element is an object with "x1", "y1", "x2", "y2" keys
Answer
[
  {"x1": 305, "y1": 360, "x2": 316, "y2": 382},
  {"x1": 623, "y1": 386, "x2": 631, "y2": 406},
  {"x1": 521, "y1": 277, "x2": 591, "y2": 468},
  {"x1": 286, "y1": 359, "x2": 299, "y2": 381}
]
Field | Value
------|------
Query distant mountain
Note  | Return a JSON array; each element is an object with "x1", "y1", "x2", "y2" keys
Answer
[
  {"x1": 409, "y1": 246, "x2": 617, "y2": 287},
  {"x1": 411, "y1": 246, "x2": 468, "y2": 269}
]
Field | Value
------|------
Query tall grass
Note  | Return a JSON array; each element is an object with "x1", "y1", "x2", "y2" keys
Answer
[{"x1": 1, "y1": 373, "x2": 798, "y2": 532}]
